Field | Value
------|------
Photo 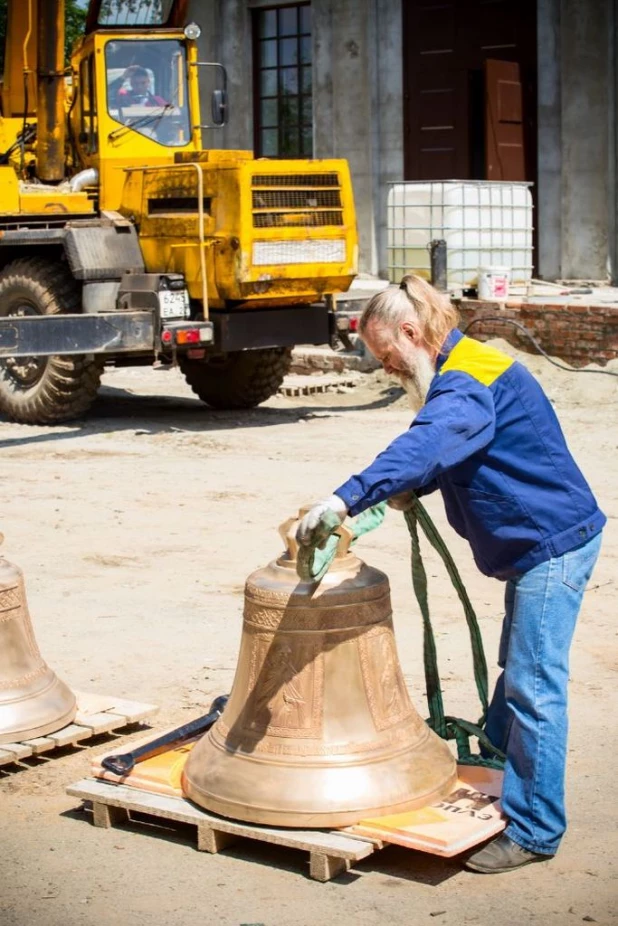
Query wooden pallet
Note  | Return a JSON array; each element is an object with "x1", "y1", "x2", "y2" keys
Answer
[
  {"x1": 278, "y1": 374, "x2": 359, "y2": 397},
  {"x1": 0, "y1": 692, "x2": 159, "y2": 768},
  {"x1": 65, "y1": 777, "x2": 381, "y2": 882}
]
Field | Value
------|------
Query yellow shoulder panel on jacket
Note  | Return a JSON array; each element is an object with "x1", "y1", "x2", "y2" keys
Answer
[{"x1": 440, "y1": 336, "x2": 514, "y2": 386}]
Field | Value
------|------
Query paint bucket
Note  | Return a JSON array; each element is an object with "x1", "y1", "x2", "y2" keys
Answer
[{"x1": 478, "y1": 266, "x2": 511, "y2": 301}]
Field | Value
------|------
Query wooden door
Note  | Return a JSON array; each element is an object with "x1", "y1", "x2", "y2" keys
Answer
[
  {"x1": 402, "y1": 0, "x2": 470, "y2": 180},
  {"x1": 485, "y1": 59, "x2": 525, "y2": 180},
  {"x1": 403, "y1": 0, "x2": 537, "y2": 183}
]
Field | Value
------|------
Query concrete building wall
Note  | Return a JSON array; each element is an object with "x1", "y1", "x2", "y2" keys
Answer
[
  {"x1": 188, "y1": 0, "x2": 616, "y2": 283},
  {"x1": 188, "y1": 0, "x2": 253, "y2": 153}
]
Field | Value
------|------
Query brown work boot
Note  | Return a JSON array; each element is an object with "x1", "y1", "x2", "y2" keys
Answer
[{"x1": 464, "y1": 833, "x2": 553, "y2": 873}]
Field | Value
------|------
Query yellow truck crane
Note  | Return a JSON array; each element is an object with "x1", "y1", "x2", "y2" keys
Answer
[{"x1": 0, "y1": 0, "x2": 357, "y2": 423}]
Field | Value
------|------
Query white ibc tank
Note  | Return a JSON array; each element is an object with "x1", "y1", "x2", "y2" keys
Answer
[{"x1": 386, "y1": 181, "x2": 533, "y2": 294}]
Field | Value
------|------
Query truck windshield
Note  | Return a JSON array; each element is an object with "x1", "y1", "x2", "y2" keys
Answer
[
  {"x1": 97, "y1": 0, "x2": 175, "y2": 26},
  {"x1": 105, "y1": 39, "x2": 191, "y2": 147}
]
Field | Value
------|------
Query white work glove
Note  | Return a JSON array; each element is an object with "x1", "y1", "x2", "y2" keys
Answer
[{"x1": 296, "y1": 495, "x2": 348, "y2": 549}]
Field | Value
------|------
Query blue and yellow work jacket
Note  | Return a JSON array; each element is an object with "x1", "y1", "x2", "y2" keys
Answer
[{"x1": 335, "y1": 329, "x2": 605, "y2": 579}]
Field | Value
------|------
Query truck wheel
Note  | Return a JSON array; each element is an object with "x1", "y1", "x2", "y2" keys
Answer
[
  {"x1": 180, "y1": 347, "x2": 292, "y2": 409},
  {"x1": 0, "y1": 258, "x2": 103, "y2": 424}
]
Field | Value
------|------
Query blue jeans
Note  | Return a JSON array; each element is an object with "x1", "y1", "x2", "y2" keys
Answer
[{"x1": 484, "y1": 533, "x2": 602, "y2": 855}]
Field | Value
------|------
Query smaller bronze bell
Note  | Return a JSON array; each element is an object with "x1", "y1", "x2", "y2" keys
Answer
[
  {"x1": 0, "y1": 535, "x2": 76, "y2": 743},
  {"x1": 182, "y1": 513, "x2": 457, "y2": 826}
]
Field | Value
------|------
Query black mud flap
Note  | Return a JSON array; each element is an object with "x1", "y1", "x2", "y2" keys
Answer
[{"x1": 211, "y1": 304, "x2": 329, "y2": 352}]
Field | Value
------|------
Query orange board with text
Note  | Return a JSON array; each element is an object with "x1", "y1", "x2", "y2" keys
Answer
[{"x1": 93, "y1": 737, "x2": 504, "y2": 857}]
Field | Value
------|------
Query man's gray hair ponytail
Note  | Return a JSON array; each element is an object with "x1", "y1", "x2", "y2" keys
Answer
[{"x1": 359, "y1": 274, "x2": 459, "y2": 355}]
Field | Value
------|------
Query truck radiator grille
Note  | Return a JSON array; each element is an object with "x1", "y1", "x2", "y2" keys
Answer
[
  {"x1": 252, "y1": 174, "x2": 343, "y2": 228},
  {"x1": 255, "y1": 174, "x2": 339, "y2": 187},
  {"x1": 253, "y1": 210, "x2": 343, "y2": 228}
]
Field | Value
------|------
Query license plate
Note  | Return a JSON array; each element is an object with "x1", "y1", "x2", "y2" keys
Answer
[{"x1": 159, "y1": 290, "x2": 190, "y2": 319}]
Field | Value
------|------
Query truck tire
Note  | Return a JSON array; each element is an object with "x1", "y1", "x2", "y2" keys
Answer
[
  {"x1": 0, "y1": 258, "x2": 103, "y2": 424},
  {"x1": 180, "y1": 347, "x2": 292, "y2": 409}
]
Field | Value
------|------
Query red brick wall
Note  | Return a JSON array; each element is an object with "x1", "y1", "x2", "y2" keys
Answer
[{"x1": 456, "y1": 300, "x2": 618, "y2": 368}]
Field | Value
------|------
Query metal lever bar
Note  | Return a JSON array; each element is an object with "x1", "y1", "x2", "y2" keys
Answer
[{"x1": 101, "y1": 694, "x2": 229, "y2": 777}]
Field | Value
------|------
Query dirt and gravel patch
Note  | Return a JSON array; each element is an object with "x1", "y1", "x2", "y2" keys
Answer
[{"x1": 1, "y1": 342, "x2": 616, "y2": 926}]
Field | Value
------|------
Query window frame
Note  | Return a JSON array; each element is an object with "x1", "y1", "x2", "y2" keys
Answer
[
  {"x1": 103, "y1": 38, "x2": 192, "y2": 149},
  {"x1": 79, "y1": 53, "x2": 98, "y2": 155},
  {"x1": 252, "y1": 3, "x2": 313, "y2": 159}
]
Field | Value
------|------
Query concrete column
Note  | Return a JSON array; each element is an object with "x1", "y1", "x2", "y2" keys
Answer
[
  {"x1": 312, "y1": 1, "x2": 334, "y2": 154},
  {"x1": 374, "y1": 0, "x2": 404, "y2": 279},
  {"x1": 537, "y1": 0, "x2": 615, "y2": 280},
  {"x1": 313, "y1": 0, "x2": 403, "y2": 276},
  {"x1": 609, "y1": 0, "x2": 617, "y2": 283},
  {"x1": 537, "y1": 0, "x2": 562, "y2": 280},
  {"x1": 560, "y1": 0, "x2": 610, "y2": 279},
  {"x1": 313, "y1": 0, "x2": 376, "y2": 272}
]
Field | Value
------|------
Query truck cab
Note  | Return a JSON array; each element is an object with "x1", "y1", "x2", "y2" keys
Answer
[{"x1": 0, "y1": 1, "x2": 358, "y2": 424}]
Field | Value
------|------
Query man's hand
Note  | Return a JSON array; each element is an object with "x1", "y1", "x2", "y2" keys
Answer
[
  {"x1": 296, "y1": 495, "x2": 348, "y2": 549},
  {"x1": 387, "y1": 490, "x2": 416, "y2": 511}
]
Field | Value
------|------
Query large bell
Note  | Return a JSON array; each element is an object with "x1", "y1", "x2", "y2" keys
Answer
[
  {"x1": 182, "y1": 514, "x2": 457, "y2": 827},
  {"x1": 0, "y1": 536, "x2": 76, "y2": 743}
]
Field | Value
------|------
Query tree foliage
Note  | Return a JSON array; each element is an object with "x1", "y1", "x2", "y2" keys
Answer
[
  {"x1": 0, "y1": 0, "x2": 88, "y2": 74},
  {"x1": 65, "y1": 2, "x2": 88, "y2": 62}
]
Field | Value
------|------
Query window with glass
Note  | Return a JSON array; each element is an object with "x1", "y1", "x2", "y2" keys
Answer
[
  {"x1": 79, "y1": 54, "x2": 98, "y2": 154},
  {"x1": 97, "y1": 0, "x2": 176, "y2": 27},
  {"x1": 104, "y1": 38, "x2": 191, "y2": 147},
  {"x1": 253, "y1": 4, "x2": 312, "y2": 158}
]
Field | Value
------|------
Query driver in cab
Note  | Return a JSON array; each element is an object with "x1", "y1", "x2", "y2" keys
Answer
[{"x1": 114, "y1": 66, "x2": 166, "y2": 107}]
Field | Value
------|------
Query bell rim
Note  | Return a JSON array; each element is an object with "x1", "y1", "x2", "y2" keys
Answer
[
  {"x1": 181, "y1": 765, "x2": 459, "y2": 829},
  {"x1": 0, "y1": 697, "x2": 76, "y2": 744}
]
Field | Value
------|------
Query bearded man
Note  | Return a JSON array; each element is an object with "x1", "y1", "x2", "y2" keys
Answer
[{"x1": 297, "y1": 274, "x2": 605, "y2": 873}]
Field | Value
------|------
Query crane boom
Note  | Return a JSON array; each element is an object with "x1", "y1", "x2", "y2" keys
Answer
[
  {"x1": 1, "y1": 0, "x2": 66, "y2": 180},
  {"x1": 1, "y1": 0, "x2": 38, "y2": 118}
]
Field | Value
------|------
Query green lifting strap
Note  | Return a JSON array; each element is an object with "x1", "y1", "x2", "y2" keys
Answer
[
  {"x1": 295, "y1": 495, "x2": 505, "y2": 769},
  {"x1": 403, "y1": 496, "x2": 505, "y2": 769}
]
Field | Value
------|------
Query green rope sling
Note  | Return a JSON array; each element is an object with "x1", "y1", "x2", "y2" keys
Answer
[{"x1": 297, "y1": 497, "x2": 505, "y2": 769}]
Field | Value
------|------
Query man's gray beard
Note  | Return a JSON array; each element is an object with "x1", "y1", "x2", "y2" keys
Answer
[{"x1": 396, "y1": 350, "x2": 436, "y2": 414}]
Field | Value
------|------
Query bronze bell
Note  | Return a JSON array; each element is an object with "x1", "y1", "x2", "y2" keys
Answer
[
  {"x1": 0, "y1": 536, "x2": 76, "y2": 743},
  {"x1": 182, "y1": 514, "x2": 457, "y2": 827}
]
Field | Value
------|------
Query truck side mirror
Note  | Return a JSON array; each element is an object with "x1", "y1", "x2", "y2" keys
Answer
[
  {"x1": 191, "y1": 61, "x2": 228, "y2": 130},
  {"x1": 211, "y1": 89, "x2": 227, "y2": 127}
]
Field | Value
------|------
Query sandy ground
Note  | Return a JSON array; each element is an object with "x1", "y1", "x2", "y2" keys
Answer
[{"x1": 1, "y1": 341, "x2": 617, "y2": 926}]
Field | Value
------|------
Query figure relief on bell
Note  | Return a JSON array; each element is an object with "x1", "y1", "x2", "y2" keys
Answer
[
  {"x1": 360, "y1": 627, "x2": 415, "y2": 731},
  {"x1": 0, "y1": 582, "x2": 46, "y2": 683},
  {"x1": 246, "y1": 635, "x2": 323, "y2": 737}
]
